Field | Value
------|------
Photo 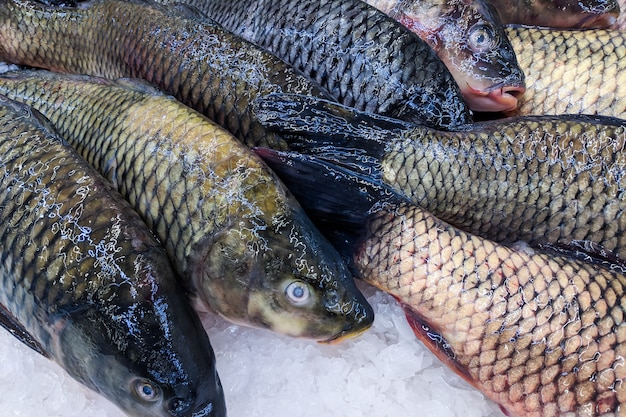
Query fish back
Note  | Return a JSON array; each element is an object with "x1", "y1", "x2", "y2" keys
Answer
[{"x1": 173, "y1": 0, "x2": 472, "y2": 130}]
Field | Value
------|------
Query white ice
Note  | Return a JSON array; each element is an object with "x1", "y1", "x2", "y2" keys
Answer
[{"x1": 0, "y1": 283, "x2": 505, "y2": 417}]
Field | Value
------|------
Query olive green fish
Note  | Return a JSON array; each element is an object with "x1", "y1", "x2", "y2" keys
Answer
[
  {"x1": 364, "y1": 0, "x2": 526, "y2": 113},
  {"x1": 505, "y1": 25, "x2": 626, "y2": 119},
  {"x1": 487, "y1": 0, "x2": 619, "y2": 28},
  {"x1": 0, "y1": 70, "x2": 373, "y2": 342},
  {"x1": 155, "y1": 0, "x2": 473, "y2": 130},
  {"x1": 253, "y1": 94, "x2": 626, "y2": 265},
  {"x1": 0, "y1": 95, "x2": 225, "y2": 417},
  {"x1": 0, "y1": 0, "x2": 330, "y2": 149}
]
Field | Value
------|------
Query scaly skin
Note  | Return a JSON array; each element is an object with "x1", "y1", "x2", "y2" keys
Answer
[
  {"x1": 358, "y1": 202, "x2": 626, "y2": 417},
  {"x1": 254, "y1": 94, "x2": 626, "y2": 264},
  {"x1": 0, "y1": 70, "x2": 373, "y2": 342},
  {"x1": 156, "y1": 0, "x2": 473, "y2": 130},
  {"x1": 364, "y1": 0, "x2": 526, "y2": 113},
  {"x1": 0, "y1": 0, "x2": 329, "y2": 148},
  {"x1": 0, "y1": 96, "x2": 224, "y2": 417},
  {"x1": 505, "y1": 25, "x2": 626, "y2": 118}
]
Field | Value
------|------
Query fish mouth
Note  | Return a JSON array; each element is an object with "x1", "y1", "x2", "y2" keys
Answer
[
  {"x1": 318, "y1": 323, "x2": 372, "y2": 345},
  {"x1": 464, "y1": 82, "x2": 526, "y2": 113}
]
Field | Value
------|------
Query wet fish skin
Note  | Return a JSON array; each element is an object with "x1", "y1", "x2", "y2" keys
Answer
[
  {"x1": 487, "y1": 0, "x2": 619, "y2": 28},
  {"x1": 0, "y1": 95, "x2": 225, "y2": 417},
  {"x1": 0, "y1": 0, "x2": 329, "y2": 149},
  {"x1": 365, "y1": 0, "x2": 526, "y2": 113},
  {"x1": 156, "y1": 0, "x2": 472, "y2": 130},
  {"x1": 505, "y1": 25, "x2": 626, "y2": 117},
  {"x1": 0, "y1": 70, "x2": 374, "y2": 342},
  {"x1": 357, "y1": 202, "x2": 626, "y2": 417},
  {"x1": 505, "y1": 25, "x2": 626, "y2": 119},
  {"x1": 254, "y1": 93, "x2": 626, "y2": 264}
]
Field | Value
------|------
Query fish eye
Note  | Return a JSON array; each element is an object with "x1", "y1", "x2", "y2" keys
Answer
[
  {"x1": 284, "y1": 280, "x2": 311, "y2": 306},
  {"x1": 467, "y1": 24, "x2": 496, "y2": 53},
  {"x1": 132, "y1": 378, "x2": 162, "y2": 403}
]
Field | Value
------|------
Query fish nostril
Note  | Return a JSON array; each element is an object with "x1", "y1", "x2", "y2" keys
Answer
[{"x1": 168, "y1": 397, "x2": 191, "y2": 416}]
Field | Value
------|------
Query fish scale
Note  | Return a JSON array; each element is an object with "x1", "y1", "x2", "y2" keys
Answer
[
  {"x1": 505, "y1": 25, "x2": 626, "y2": 119},
  {"x1": 358, "y1": 202, "x2": 626, "y2": 417},
  {"x1": 0, "y1": 70, "x2": 374, "y2": 342},
  {"x1": 159, "y1": 0, "x2": 472, "y2": 130},
  {"x1": 0, "y1": 94, "x2": 225, "y2": 417},
  {"x1": 0, "y1": 0, "x2": 329, "y2": 148},
  {"x1": 253, "y1": 94, "x2": 626, "y2": 264}
]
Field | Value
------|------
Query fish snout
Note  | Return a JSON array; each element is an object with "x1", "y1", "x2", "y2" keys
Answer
[
  {"x1": 321, "y1": 288, "x2": 374, "y2": 344},
  {"x1": 465, "y1": 82, "x2": 526, "y2": 112}
]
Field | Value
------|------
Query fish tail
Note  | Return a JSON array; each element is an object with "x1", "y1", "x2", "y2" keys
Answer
[
  {"x1": 253, "y1": 93, "x2": 410, "y2": 152},
  {"x1": 254, "y1": 147, "x2": 406, "y2": 261}
]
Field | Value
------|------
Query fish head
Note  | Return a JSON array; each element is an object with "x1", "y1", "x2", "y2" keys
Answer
[
  {"x1": 53, "y1": 254, "x2": 226, "y2": 417},
  {"x1": 188, "y1": 175, "x2": 374, "y2": 343},
  {"x1": 394, "y1": 0, "x2": 526, "y2": 112}
]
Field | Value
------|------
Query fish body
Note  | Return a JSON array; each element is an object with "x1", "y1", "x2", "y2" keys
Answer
[
  {"x1": 365, "y1": 0, "x2": 526, "y2": 113},
  {"x1": 253, "y1": 94, "x2": 626, "y2": 264},
  {"x1": 505, "y1": 25, "x2": 626, "y2": 119},
  {"x1": 155, "y1": 0, "x2": 472, "y2": 130},
  {"x1": 487, "y1": 0, "x2": 619, "y2": 28},
  {"x1": 358, "y1": 202, "x2": 626, "y2": 417},
  {"x1": 0, "y1": 70, "x2": 373, "y2": 342},
  {"x1": 0, "y1": 95, "x2": 225, "y2": 416},
  {"x1": 0, "y1": 0, "x2": 329, "y2": 149},
  {"x1": 258, "y1": 134, "x2": 626, "y2": 417}
]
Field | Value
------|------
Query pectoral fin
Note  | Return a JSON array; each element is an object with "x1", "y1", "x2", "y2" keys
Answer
[{"x1": 0, "y1": 304, "x2": 49, "y2": 358}]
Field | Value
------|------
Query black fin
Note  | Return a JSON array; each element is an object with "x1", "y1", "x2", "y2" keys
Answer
[
  {"x1": 539, "y1": 240, "x2": 626, "y2": 273},
  {"x1": 255, "y1": 148, "x2": 406, "y2": 228},
  {"x1": 0, "y1": 304, "x2": 49, "y2": 357},
  {"x1": 253, "y1": 93, "x2": 411, "y2": 151}
]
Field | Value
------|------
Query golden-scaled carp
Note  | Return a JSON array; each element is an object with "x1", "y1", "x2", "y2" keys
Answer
[
  {"x1": 360, "y1": 203, "x2": 626, "y2": 417},
  {"x1": 0, "y1": 70, "x2": 374, "y2": 342},
  {"x1": 155, "y1": 0, "x2": 473, "y2": 130},
  {"x1": 252, "y1": 94, "x2": 626, "y2": 265},
  {"x1": 487, "y1": 0, "x2": 619, "y2": 28},
  {"x1": 364, "y1": 0, "x2": 526, "y2": 113},
  {"x1": 0, "y1": 0, "x2": 330, "y2": 149},
  {"x1": 505, "y1": 25, "x2": 626, "y2": 118},
  {"x1": 0, "y1": 94, "x2": 225, "y2": 417}
]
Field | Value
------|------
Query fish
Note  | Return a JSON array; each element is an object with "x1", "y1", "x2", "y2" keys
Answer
[
  {"x1": 252, "y1": 93, "x2": 626, "y2": 266},
  {"x1": 256, "y1": 142, "x2": 626, "y2": 417},
  {"x1": 154, "y1": 0, "x2": 473, "y2": 130},
  {"x1": 0, "y1": 94, "x2": 225, "y2": 417},
  {"x1": 504, "y1": 25, "x2": 626, "y2": 119},
  {"x1": 486, "y1": 0, "x2": 619, "y2": 28},
  {"x1": 0, "y1": 0, "x2": 331, "y2": 149},
  {"x1": 0, "y1": 70, "x2": 374, "y2": 342},
  {"x1": 363, "y1": 0, "x2": 526, "y2": 113},
  {"x1": 614, "y1": 0, "x2": 626, "y2": 28}
]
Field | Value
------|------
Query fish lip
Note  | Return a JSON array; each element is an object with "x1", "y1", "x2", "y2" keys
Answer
[
  {"x1": 575, "y1": 13, "x2": 617, "y2": 28},
  {"x1": 464, "y1": 81, "x2": 526, "y2": 112},
  {"x1": 318, "y1": 322, "x2": 372, "y2": 345}
]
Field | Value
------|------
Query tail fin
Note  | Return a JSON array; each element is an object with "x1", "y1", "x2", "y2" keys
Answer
[
  {"x1": 255, "y1": 147, "x2": 407, "y2": 262},
  {"x1": 253, "y1": 93, "x2": 412, "y2": 152}
]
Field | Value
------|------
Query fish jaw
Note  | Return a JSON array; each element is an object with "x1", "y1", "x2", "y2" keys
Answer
[
  {"x1": 188, "y1": 203, "x2": 374, "y2": 342},
  {"x1": 463, "y1": 82, "x2": 526, "y2": 112}
]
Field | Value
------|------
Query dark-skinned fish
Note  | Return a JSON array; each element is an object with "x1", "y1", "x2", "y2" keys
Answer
[
  {"x1": 364, "y1": 0, "x2": 525, "y2": 113},
  {"x1": 487, "y1": 0, "x2": 619, "y2": 28},
  {"x1": 0, "y1": 94, "x2": 225, "y2": 417},
  {"x1": 154, "y1": 0, "x2": 473, "y2": 130},
  {"x1": 0, "y1": 70, "x2": 374, "y2": 342}
]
